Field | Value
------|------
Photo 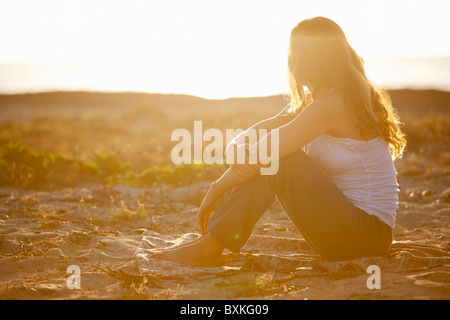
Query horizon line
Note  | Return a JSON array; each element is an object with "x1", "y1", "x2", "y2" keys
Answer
[{"x1": 0, "y1": 87, "x2": 449, "y2": 101}]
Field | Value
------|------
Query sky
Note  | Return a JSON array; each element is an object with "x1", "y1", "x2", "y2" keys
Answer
[{"x1": 0, "y1": 0, "x2": 449, "y2": 98}]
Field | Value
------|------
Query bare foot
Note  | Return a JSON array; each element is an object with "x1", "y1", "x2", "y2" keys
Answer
[{"x1": 153, "y1": 233, "x2": 224, "y2": 267}]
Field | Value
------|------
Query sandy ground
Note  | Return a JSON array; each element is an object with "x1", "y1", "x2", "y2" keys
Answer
[
  {"x1": 0, "y1": 171, "x2": 449, "y2": 300},
  {"x1": 0, "y1": 90, "x2": 449, "y2": 300}
]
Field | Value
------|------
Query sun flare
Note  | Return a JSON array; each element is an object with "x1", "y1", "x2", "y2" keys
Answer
[{"x1": 0, "y1": 0, "x2": 449, "y2": 98}]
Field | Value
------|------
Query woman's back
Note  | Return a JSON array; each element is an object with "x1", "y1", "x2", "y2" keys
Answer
[
  {"x1": 308, "y1": 133, "x2": 399, "y2": 228},
  {"x1": 321, "y1": 90, "x2": 379, "y2": 141}
]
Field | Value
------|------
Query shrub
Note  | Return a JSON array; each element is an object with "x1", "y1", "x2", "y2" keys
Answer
[{"x1": 0, "y1": 141, "x2": 226, "y2": 189}]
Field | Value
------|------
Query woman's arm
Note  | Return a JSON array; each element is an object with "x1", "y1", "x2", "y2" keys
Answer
[
  {"x1": 214, "y1": 166, "x2": 252, "y2": 192},
  {"x1": 222, "y1": 94, "x2": 343, "y2": 188},
  {"x1": 237, "y1": 93, "x2": 312, "y2": 136},
  {"x1": 257, "y1": 95, "x2": 343, "y2": 160},
  {"x1": 227, "y1": 104, "x2": 297, "y2": 146},
  {"x1": 250, "y1": 104, "x2": 298, "y2": 132},
  {"x1": 197, "y1": 166, "x2": 257, "y2": 233}
]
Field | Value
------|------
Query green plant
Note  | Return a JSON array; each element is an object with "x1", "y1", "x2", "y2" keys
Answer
[
  {"x1": 0, "y1": 141, "x2": 227, "y2": 189},
  {"x1": 0, "y1": 142, "x2": 53, "y2": 187},
  {"x1": 93, "y1": 151, "x2": 131, "y2": 179}
]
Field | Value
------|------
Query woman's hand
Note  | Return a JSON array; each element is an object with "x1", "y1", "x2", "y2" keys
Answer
[
  {"x1": 198, "y1": 142, "x2": 262, "y2": 234},
  {"x1": 197, "y1": 183, "x2": 225, "y2": 234}
]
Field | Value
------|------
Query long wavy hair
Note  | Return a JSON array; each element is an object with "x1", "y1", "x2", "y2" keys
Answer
[{"x1": 287, "y1": 16, "x2": 406, "y2": 159}]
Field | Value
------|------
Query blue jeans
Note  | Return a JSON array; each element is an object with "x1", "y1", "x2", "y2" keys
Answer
[{"x1": 207, "y1": 148, "x2": 393, "y2": 261}]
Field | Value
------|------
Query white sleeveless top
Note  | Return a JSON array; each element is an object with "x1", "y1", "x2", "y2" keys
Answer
[{"x1": 308, "y1": 133, "x2": 399, "y2": 228}]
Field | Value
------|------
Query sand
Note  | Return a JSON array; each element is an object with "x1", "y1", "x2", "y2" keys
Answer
[{"x1": 0, "y1": 173, "x2": 448, "y2": 300}]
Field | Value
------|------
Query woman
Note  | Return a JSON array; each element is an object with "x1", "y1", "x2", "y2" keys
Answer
[{"x1": 156, "y1": 16, "x2": 406, "y2": 266}]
